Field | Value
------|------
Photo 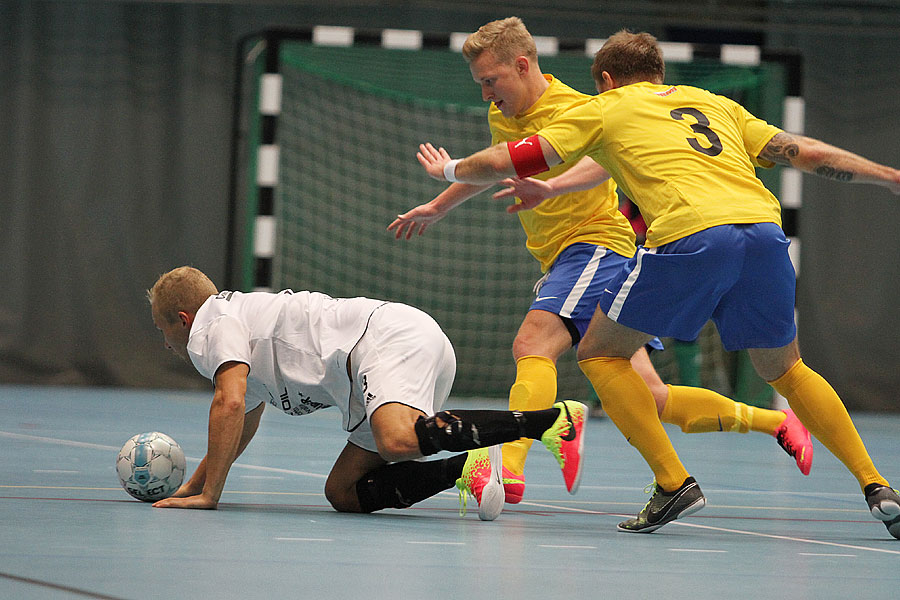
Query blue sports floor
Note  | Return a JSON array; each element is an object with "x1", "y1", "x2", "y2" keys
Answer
[{"x1": 1, "y1": 384, "x2": 898, "y2": 599}]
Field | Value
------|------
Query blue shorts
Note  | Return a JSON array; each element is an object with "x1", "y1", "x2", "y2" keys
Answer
[
  {"x1": 598, "y1": 223, "x2": 797, "y2": 351},
  {"x1": 531, "y1": 243, "x2": 663, "y2": 350}
]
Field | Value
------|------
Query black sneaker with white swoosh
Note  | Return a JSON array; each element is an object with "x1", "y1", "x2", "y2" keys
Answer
[
  {"x1": 864, "y1": 483, "x2": 900, "y2": 539},
  {"x1": 617, "y1": 477, "x2": 706, "y2": 533}
]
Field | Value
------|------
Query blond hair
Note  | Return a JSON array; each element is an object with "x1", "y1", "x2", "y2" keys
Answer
[
  {"x1": 462, "y1": 17, "x2": 537, "y2": 64},
  {"x1": 592, "y1": 30, "x2": 665, "y2": 86},
  {"x1": 147, "y1": 266, "x2": 218, "y2": 324}
]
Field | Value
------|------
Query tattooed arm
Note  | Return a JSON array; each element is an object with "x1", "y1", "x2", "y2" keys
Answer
[{"x1": 759, "y1": 132, "x2": 900, "y2": 193}]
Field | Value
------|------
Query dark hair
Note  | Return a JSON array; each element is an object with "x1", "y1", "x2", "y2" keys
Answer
[{"x1": 591, "y1": 30, "x2": 665, "y2": 87}]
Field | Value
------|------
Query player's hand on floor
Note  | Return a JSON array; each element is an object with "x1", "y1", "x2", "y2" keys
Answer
[
  {"x1": 417, "y1": 143, "x2": 453, "y2": 181},
  {"x1": 388, "y1": 204, "x2": 446, "y2": 239},
  {"x1": 168, "y1": 482, "x2": 202, "y2": 498},
  {"x1": 153, "y1": 493, "x2": 218, "y2": 510},
  {"x1": 493, "y1": 177, "x2": 553, "y2": 213}
]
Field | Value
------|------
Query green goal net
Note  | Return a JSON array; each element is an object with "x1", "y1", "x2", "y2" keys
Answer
[{"x1": 232, "y1": 33, "x2": 791, "y2": 403}]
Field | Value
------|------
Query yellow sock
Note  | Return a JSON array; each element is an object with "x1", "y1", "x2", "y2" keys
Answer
[
  {"x1": 661, "y1": 385, "x2": 786, "y2": 435},
  {"x1": 502, "y1": 355, "x2": 557, "y2": 476},
  {"x1": 770, "y1": 359, "x2": 888, "y2": 492},
  {"x1": 580, "y1": 356, "x2": 690, "y2": 491}
]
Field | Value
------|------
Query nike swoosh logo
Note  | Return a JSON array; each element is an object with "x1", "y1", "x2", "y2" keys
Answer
[
  {"x1": 560, "y1": 403, "x2": 576, "y2": 442},
  {"x1": 514, "y1": 139, "x2": 534, "y2": 148},
  {"x1": 535, "y1": 296, "x2": 557, "y2": 302},
  {"x1": 646, "y1": 481, "x2": 698, "y2": 524}
]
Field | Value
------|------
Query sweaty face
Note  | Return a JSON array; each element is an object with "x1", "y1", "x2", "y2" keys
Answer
[
  {"x1": 469, "y1": 51, "x2": 530, "y2": 118},
  {"x1": 151, "y1": 308, "x2": 191, "y2": 363}
]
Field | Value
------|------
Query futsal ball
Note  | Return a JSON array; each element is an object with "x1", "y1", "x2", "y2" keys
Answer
[{"x1": 116, "y1": 432, "x2": 186, "y2": 502}]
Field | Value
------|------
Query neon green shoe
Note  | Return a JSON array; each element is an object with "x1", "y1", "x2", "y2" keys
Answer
[
  {"x1": 455, "y1": 445, "x2": 505, "y2": 521},
  {"x1": 540, "y1": 401, "x2": 587, "y2": 494}
]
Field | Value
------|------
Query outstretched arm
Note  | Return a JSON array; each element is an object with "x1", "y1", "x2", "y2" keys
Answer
[
  {"x1": 759, "y1": 132, "x2": 900, "y2": 193},
  {"x1": 165, "y1": 401, "x2": 264, "y2": 500},
  {"x1": 492, "y1": 157, "x2": 612, "y2": 214},
  {"x1": 388, "y1": 182, "x2": 490, "y2": 240},
  {"x1": 153, "y1": 362, "x2": 255, "y2": 509},
  {"x1": 416, "y1": 136, "x2": 563, "y2": 185}
]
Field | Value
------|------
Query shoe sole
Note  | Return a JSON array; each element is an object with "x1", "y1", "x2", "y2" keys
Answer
[
  {"x1": 887, "y1": 518, "x2": 900, "y2": 540},
  {"x1": 565, "y1": 402, "x2": 587, "y2": 495},
  {"x1": 478, "y1": 444, "x2": 505, "y2": 521},
  {"x1": 617, "y1": 495, "x2": 707, "y2": 534}
]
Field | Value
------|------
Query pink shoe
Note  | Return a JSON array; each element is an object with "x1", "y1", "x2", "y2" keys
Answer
[
  {"x1": 456, "y1": 446, "x2": 506, "y2": 520},
  {"x1": 501, "y1": 467, "x2": 525, "y2": 504},
  {"x1": 774, "y1": 409, "x2": 813, "y2": 475},
  {"x1": 541, "y1": 401, "x2": 587, "y2": 494},
  {"x1": 456, "y1": 447, "x2": 525, "y2": 508}
]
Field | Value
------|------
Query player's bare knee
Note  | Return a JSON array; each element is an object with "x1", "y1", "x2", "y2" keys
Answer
[
  {"x1": 324, "y1": 482, "x2": 361, "y2": 513},
  {"x1": 374, "y1": 433, "x2": 419, "y2": 462},
  {"x1": 511, "y1": 334, "x2": 534, "y2": 360}
]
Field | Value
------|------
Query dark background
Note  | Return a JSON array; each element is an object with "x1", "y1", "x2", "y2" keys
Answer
[{"x1": 1, "y1": 0, "x2": 898, "y2": 409}]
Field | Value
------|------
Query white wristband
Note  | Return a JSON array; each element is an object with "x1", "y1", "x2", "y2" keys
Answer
[{"x1": 443, "y1": 159, "x2": 462, "y2": 182}]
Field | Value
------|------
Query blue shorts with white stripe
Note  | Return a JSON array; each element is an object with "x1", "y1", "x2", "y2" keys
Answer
[
  {"x1": 530, "y1": 242, "x2": 663, "y2": 350},
  {"x1": 599, "y1": 223, "x2": 797, "y2": 352}
]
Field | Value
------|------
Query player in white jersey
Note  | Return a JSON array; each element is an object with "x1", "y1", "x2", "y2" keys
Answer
[{"x1": 146, "y1": 266, "x2": 586, "y2": 520}]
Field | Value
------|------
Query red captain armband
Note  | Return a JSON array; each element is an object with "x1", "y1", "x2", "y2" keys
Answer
[{"x1": 507, "y1": 135, "x2": 549, "y2": 178}]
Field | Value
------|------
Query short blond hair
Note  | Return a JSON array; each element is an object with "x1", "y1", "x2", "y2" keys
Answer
[
  {"x1": 462, "y1": 17, "x2": 537, "y2": 64},
  {"x1": 147, "y1": 266, "x2": 218, "y2": 324},
  {"x1": 592, "y1": 30, "x2": 665, "y2": 86}
]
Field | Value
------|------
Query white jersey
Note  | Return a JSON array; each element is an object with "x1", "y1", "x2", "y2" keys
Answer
[{"x1": 187, "y1": 290, "x2": 387, "y2": 430}]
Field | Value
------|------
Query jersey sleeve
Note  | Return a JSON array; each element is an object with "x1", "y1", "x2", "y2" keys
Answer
[
  {"x1": 731, "y1": 100, "x2": 783, "y2": 168},
  {"x1": 534, "y1": 97, "x2": 603, "y2": 165},
  {"x1": 187, "y1": 315, "x2": 252, "y2": 384}
]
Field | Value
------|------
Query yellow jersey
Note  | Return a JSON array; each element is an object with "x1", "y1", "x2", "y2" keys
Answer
[
  {"x1": 489, "y1": 75, "x2": 638, "y2": 271},
  {"x1": 537, "y1": 82, "x2": 784, "y2": 248}
]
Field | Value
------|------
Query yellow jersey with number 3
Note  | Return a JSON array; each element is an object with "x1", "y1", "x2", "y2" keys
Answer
[
  {"x1": 536, "y1": 81, "x2": 784, "y2": 248},
  {"x1": 489, "y1": 75, "x2": 637, "y2": 271}
]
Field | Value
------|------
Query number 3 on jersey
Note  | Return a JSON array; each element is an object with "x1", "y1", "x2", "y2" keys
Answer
[{"x1": 670, "y1": 107, "x2": 723, "y2": 156}]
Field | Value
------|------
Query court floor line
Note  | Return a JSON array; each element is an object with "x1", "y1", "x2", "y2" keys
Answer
[
  {"x1": 498, "y1": 496, "x2": 866, "y2": 514},
  {"x1": 6, "y1": 430, "x2": 897, "y2": 555},
  {"x1": 0, "y1": 484, "x2": 868, "y2": 518},
  {"x1": 0, "y1": 571, "x2": 128, "y2": 600},
  {"x1": 1, "y1": 430, "x2": 870, "y2": 505},
  {"x1": 531, "y1": 483, "x2": 863, "y2": 500},
  {"x1": 0, "y1": 430, "x2": 876, "y2": 499},
  {"x1": 516, "y1": 499, "x2": 900, "y2": 556},
  {"x1": 0, "y1": 431, "x2": 120, "y2": 452},
  {"x1": 0, "y1": 431, "x2": 327, "y2": 479}
]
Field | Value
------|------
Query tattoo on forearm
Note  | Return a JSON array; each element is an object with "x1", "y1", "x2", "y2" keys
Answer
[
  {"x1": 759, "y1": 132, "x2": 800, "y2": 166},
  {"x1": 761, "y1": 132, "x2": 857, "y2": 182},
  {"x1": 813, "y1": 165, "x2": 854, "y2": 182}
]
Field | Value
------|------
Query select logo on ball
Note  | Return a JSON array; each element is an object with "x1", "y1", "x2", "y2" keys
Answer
[{"x1": 116, "y1": 432, "x2": 186, "y2": 502}]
